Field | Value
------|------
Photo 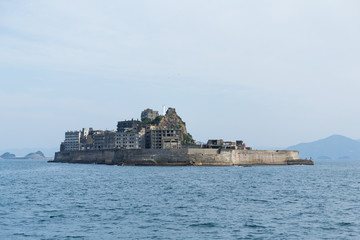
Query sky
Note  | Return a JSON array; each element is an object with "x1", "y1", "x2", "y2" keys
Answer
[{"x1": 1, "y1": 0, "x2": 360, "y2": 154}]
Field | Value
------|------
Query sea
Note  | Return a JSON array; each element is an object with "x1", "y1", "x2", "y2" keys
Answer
[{"x1": 0, "y1": 159, "x2": 359, "y2": 239}]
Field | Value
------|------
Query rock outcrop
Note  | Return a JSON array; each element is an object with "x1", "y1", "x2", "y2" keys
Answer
[
  {"x1": 157, "y1": 108, "x2": 195, "y2": 144},
  {"x1": 141, "y1": 107, "x2": 195, "y2": 145},
  {"x1": 157, "y1": 108, "x2": 188, "y2": 133}
]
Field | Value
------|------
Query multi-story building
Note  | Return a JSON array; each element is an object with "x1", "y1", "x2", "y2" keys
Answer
[
  {"x1": 61, "y1": 108, "x2": 186, "y2": 151},
  {"x1": 104, "y1": 131, "x2": 116, "y2": 149},
  {"x1": 64, "y1": 131, "x2": 81, "y2": 151},
  {"x1": 141, "y1": 108, "x2": 159, "y2": 121},
  {"x1": 115, "y1": 131, "x2": 141, "y2": 149},
  {"x1": 117, "y1": 120, "x2": 140, "y2": 132},
  {"x1": 149, "y1": 129, "x2": 182, "y2": 149},
  {"x1": 93, "y1": 131, "x2": 116, "y2": 150},
  {"x1": 62, "y1": 128, "x2": 90, "y2": 151},
  {"x1": 92, "y1": 133, "x2": 104, "y2": 150}
]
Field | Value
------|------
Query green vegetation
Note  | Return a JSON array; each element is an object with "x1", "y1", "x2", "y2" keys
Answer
[
  {"x1": 141, "y1": 113, "x2": 194, "y2": 145},
  {"x1": 183, "y1": 133, "x2": 195, "y2": 145},
  {"x1": 141, "y1": 116, "x2": 163, "y2": 126},
  {"x1": 178, "y1": 116, "x2": 186, "y2": 126},
  {"x1": 153, "y1": 116, "x2": 163, "y2": 125},
  {"x1": 141, "y1": 117, "x2": 152, "y2": 124},
  {"x1": 170, "y1": 123, "x2": 182, "y2": 130}
]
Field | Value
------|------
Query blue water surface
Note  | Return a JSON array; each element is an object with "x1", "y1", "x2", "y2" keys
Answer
[{"x1": 0, "y1": 159, "x2": 359, "y2": 239}]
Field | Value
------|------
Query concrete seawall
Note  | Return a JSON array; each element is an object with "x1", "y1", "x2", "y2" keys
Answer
[{"x1": 52, "y1": 148, "x2": 313, "y2": 166}]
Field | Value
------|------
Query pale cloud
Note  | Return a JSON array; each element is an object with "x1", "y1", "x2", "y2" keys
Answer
[{"x1": 1, "y1": 0, "x2": 360, "y2": 149}]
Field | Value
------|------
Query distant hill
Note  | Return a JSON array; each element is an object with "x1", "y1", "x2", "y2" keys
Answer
[
  {"x1": 25, "y1": 151, "x2": 47, "y2": 159},
  {"x1": 0, "y1": 151, "x2": 49, "y2": 160},
  {"x1": 1, "y1": 152, "x2": 16, "y2": 159},
  {"x1": 286, "y1": 135, "x2": 360, "y2": 160},
  {"x1": 0, "y1": 148, "x2": 57, "y2": 158}
]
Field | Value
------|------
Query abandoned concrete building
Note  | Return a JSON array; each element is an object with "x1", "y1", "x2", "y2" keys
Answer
[
  {"x1": 92, "y1": 131, "x2": 116, "y2": 150},
  {"x1": 117, "y1": 120, "x2": 140, "y2": 132},
  {"x1": 204, "y1": 139, "x2": 250, "y2": 150},
  {"x1": 63, "y1": 128, "x2": 90, "y2": 151},
  {"x1": 60, "y1": 107, "x2": 248, "y2": 152},
  {"x1": 141, "y1": 108, "x2": 159, "y2": 121},
  {"x1": 148, "y1": 129, "x2": 183, "y2": 149},
  {"x1": 115, "y1": 130, "x2": 144, "y2": 149},
  {"x1": 64, "y1": 131, "x2": 81, "y2": 151}
]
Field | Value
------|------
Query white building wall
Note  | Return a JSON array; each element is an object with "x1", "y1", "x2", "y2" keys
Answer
[
  {"x1": 115, "y1": 132, "x2": 141, "y2": 149},
  {"x1": 64, "y1": 131, "x2": 81, "y2": 151}
]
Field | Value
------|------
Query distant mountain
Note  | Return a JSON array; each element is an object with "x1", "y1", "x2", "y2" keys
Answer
[
  {"x1": 286, "y1": 135, "x2": 360, "y2": 160},
  {"x1": 0, "y1": 152, "x2": 16, "y2": 159}
]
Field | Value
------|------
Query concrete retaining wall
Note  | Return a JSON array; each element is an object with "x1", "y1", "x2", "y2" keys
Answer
[{"x1": 53, "y1": 148, "x2": 306, "y2": 166}]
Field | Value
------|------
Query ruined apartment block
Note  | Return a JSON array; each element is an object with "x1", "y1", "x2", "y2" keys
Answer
[{"x1": 141, "y1": 108, "x2": 159, "y2": 121}]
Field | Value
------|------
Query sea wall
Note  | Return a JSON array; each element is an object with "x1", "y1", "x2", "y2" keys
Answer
[
  {"x1": 231, "y1": 150, "x2": 299, "y2": 165},
  {"x1": 54, "y1": 150, "x2": 113, "y2": 164},
  {"x1": 53, "y1": 148, "x2": 309, "y2": 166},
  {"x1": 184, "y1": 149, "x2": 299, "y2": 166},
  {"x1": 114, "y1": 148, "x2": 190, "y2": 165}
]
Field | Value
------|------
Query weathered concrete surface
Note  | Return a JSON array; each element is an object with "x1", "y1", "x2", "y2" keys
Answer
[
  {"x1": 53, "y1": 150, "x2": 114, "y2": 164},
  {"x1": 286, "y1": 159, "x2": 314, "y2": 165},
  {"x1": 52, "y1": 148, "x2": 314, "y2": 166}
]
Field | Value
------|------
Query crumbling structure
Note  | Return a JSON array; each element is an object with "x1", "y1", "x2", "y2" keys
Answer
[
  {"x1": 60, "y1": 107, "x2": 199, "y2": 151},
  {"x1": 54, "y1": 107, "x2": 313, "y2": 166}
]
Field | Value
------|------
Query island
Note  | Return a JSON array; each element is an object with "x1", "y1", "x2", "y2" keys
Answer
[
  {"x1": 0, "y1": 151, "x2": 48, "y2": 160},
  {"x1": 51, "y1": 107, "x2": 313, "y2": 166},
  {"x1": 1, "y1": 152, "x2": 16, "y2": 159},
  {"x1": 24, "y1": 151, "x2": 48, "y2": 160}
]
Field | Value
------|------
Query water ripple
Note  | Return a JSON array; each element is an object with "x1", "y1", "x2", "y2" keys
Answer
[{"x1": 1, "y1": 159, "x2": 360, "y2": 239}]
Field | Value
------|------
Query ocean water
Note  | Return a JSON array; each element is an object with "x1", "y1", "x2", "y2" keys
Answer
[{"x1": 0, "y1": 159, "x2": 359, "y2": 239}]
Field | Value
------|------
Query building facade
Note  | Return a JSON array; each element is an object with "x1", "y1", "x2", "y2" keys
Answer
[
  {"x1": 149, "y1": 129, "x2": 182, "y2": 149},
  {"x1": 115, "y1": 131, "x2": 142, "y2": 149},
  {"x1": 64, "y1": 131, "x2": 81, "y2": 151},
  {"x1": 141, "y1": 108, "x2": 159, "y2": 121},
  {"x1": 92, "y1": 132, "x2": 104, "y2": 150},
  {"x1": 93, "y1": 131, "x2": 116, "y2": 150},
  {"x1": 117, "y1": 120, "x2": 140, "y2": 132},
  {"x1": 60, "y1": 108, "x2": 187, "y2": 152},
  {"x1": 104, "y1": 131, "x2": 116, "y2": 149}
]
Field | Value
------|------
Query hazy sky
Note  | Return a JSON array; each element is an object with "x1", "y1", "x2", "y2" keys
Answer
[{"x1": 1, "y1": 0, "x2": 360, "y2": 151}]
